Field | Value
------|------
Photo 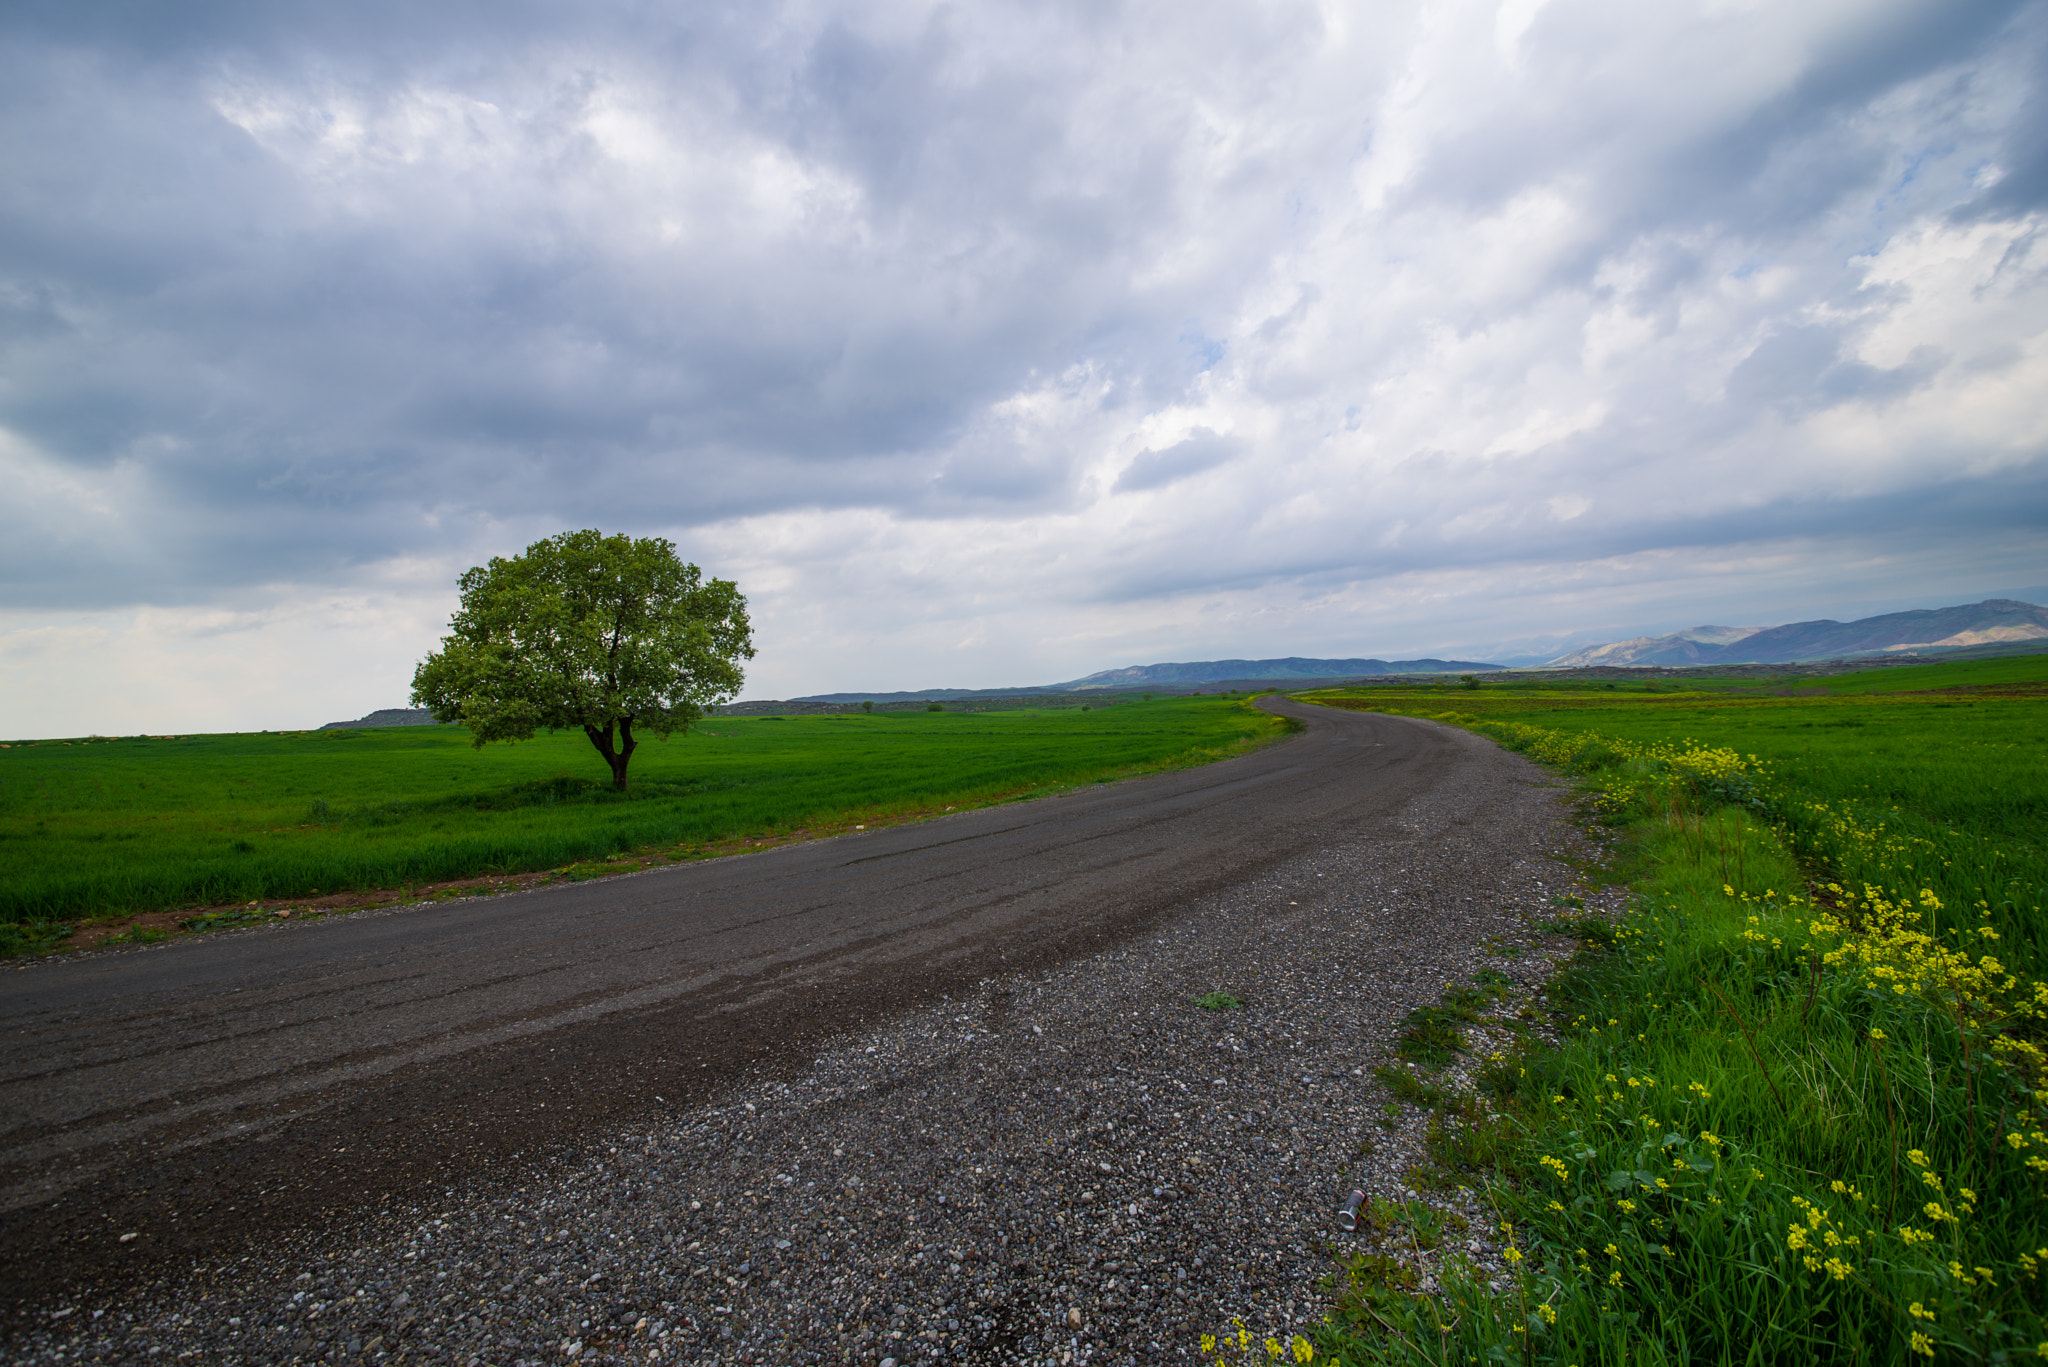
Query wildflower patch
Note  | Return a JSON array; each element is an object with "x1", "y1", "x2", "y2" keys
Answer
[{"x1": 1298, "y1": 665, "x2": 2048, "y2": 1364}]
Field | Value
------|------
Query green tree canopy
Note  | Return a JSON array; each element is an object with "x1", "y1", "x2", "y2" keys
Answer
[{"x1": 411, "y1": 530, "x2": 753, "y2": 791}]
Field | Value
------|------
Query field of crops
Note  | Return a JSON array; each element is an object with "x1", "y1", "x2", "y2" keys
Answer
[
  {"x1": 1297, "y1": 654, "x2": 2048, "y2": 1365},
  {"x1": 0, "y1": 697, "x2": 1284, "y2": 942}
]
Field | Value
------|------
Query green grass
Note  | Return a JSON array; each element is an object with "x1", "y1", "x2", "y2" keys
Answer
[
  {"x1": 0, "y1": 698, "x2": 1286, "y2": 927},
  {"x1": 1300, "y1": 656, "x2": 2048, "y2": 1365},
  {"x1": 1789, "y1": 653, "x2": 2048, "y2": 696},
  {"x1": 1306, "y1": 655, "x2": 2048, "y2": 952}
]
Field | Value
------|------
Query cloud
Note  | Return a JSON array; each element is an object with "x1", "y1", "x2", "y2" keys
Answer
[
  {"x1": 0, "y1": 0, "x2": 2045, "y2": 732},
  {"x1": 1114, "y1": 428, "x2": 1242, "y2": 493}
]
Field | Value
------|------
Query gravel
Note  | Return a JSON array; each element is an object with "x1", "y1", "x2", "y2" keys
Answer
[{"x1": 5, "y1": 721, "x2": 1609, "y2": 1366}]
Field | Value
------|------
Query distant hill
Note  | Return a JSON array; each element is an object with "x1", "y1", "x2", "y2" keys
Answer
[
  {"x1": 1544, "y1": 626, "x2": 1765, "y2": 668},
  {"x1": 320, "y1": 708, "x2": 448, "y2": 730},
  {"x1": 1057, "y1": 656, "x2": 1505, "y2": 688},
  {"x1": 1543, "y1": 599, "x2": 2048, "y2": 668}
]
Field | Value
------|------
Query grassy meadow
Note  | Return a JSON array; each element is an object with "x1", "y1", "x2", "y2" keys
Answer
[
  {"x1": 0, "y1": 697, "x2": 1285, "y2": 947},
  {"x1": 1295, "y1": 655, "x2": 2048, "y2": 1365}
]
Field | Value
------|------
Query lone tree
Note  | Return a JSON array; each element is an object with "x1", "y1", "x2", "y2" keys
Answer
[{"x1": 411, "y1": 530, "x2": 753, "y2": 792}]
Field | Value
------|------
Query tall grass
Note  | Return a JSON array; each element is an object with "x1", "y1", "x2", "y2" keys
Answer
[{"x1": 1306, "y1": 667, "x2": 2048, "y2": 1365}]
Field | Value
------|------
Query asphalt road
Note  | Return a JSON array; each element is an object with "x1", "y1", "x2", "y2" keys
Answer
[{"x1": 0, "y1": 697, "x2": 1474, "y2": 1299}]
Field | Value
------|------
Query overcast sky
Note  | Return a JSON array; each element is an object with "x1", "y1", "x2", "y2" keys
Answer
[{"x1": 3, "y1": 0, "x2": 2045, "y2": 734}]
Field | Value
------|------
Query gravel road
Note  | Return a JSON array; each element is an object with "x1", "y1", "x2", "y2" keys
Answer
[{"x1": 1, "y1": 701, "x2": 1595, "y2": 1365}]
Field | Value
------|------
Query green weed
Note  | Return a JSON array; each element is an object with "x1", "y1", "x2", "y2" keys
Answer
[
  {"x1": 1541, "y1": 915, "x2": 1618, "y2": 946},
  {"x1": 1373, "y1": 1064, "x2": 1444, "y2": 1107},
  {"x1": 180, "y1": 906, "x2": 279, "y2": 932},
  {"x1": 0, "y1": 919, "x2": 72, "y2": 955},
  {"x1": 1395, "y1": 1005, "x2": 1468, "y2": 1068}
]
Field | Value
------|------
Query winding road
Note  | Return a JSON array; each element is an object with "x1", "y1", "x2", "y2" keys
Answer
[{"x1": 0, "y1": 697, "x2": 1500, "y2": 1301}]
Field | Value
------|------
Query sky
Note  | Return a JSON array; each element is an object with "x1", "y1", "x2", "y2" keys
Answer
[{"x1": 3, "y1": 0, "x2": 2046, "y2": 734}]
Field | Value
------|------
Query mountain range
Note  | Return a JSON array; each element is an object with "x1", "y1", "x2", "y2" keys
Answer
[
  {"x1": 790, "y1": 600, "x2": 2046, "y2": 705},
  {"x1": 1542, "y1": 599, "x2": 2048, "y2": 667},
  {"x1": 791, "y1": 656, "x2": 1504, "y2": 703},
  {"x1": 1058, "y1": 656, "x2": 1503, "y2": 688}
]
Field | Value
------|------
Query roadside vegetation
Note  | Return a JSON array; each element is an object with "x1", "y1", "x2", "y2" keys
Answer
[
  {"x1": 1298, "y1": 654, "x2": 2048, "y2": 1364},
  {"x1": 0, "y1": 697, "x2": 1287, "y2": 947}
]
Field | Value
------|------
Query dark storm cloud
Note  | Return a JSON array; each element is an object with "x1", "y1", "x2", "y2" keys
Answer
[
  {"x1": 1953, "y1": 1, "x2": 2048, "y2": 215},
  {"x1": 1, "y1": 1, "x2": 1314, "y2": 603},
  {"x1": 0, "y1": 0, "x2": 2042, "y2": 632}
]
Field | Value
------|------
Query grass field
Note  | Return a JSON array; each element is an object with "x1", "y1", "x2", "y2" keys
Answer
[
  {"x1": 1310, "y1": 660, "x2": 2047, "y2": 957},
  {"x1": 1297, "y1": 655, "x2": 2048, "y2": 1365},
  {"x1": 0, "y1": 697, "x2": 1285, "y2": 945}
]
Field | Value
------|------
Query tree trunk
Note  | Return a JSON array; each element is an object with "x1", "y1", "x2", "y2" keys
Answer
[
  {"x1": 582, "y1": 718, "x2": 638, "y2": 793},
  {"x1": 614, "y1": 717, "x2": 636, "y2": 792}
]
